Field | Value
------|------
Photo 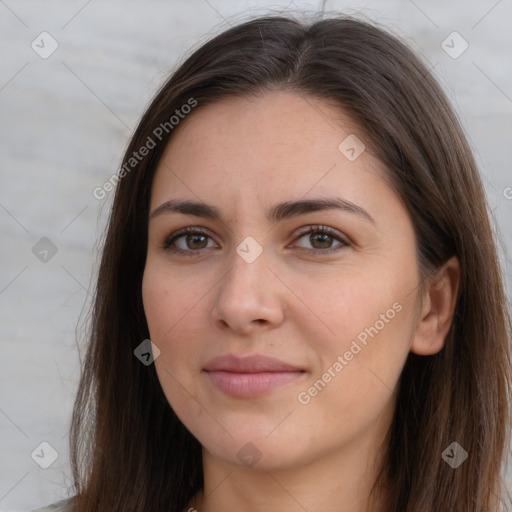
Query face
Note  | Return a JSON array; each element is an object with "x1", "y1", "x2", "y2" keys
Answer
[{"x1": 142, "y1": 90, "x2": 423, "y2": 473}]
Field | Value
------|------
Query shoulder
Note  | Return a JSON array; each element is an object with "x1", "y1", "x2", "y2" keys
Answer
[{"x1": 31, "y1": 497, "x2": 74, "y2": 512}]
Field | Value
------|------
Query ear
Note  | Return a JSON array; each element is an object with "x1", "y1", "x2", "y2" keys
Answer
[{"x1": 410, "y1": 256, "x2": 460, "y2": 356}]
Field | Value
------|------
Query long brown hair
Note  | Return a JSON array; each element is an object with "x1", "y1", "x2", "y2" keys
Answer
[{"x1": 69, "y1": 13, "x2": 512, "y2": 511}]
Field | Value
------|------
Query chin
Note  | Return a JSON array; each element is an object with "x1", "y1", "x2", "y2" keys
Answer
[{"x1": 201, "y1": 431, "x2": 314, "y2": 472}]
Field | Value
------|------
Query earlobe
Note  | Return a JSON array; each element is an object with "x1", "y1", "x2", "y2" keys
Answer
[{"x1": 410, "y1": 256, "x2": 460, "y2": 356}]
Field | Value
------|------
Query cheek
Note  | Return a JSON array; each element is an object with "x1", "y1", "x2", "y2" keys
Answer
[
  {"x1": 295, "y1": 259, "x2": 417, "y2": 413},
  {"x1": 142, "y1": 263, "x2": 201, "y2": 343},
  {"x1": 294, "y1": 303, "x2": 414, "y2": 452},
  {"x1": 142, "y1": 263, "x2": 205, "y2": 384},
  {"x1": 299, "y1": 259, "x2": 416, "y2": 352}
]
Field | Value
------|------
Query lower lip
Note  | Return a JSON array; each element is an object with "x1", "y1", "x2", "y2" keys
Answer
[{"x1": 205, "y1": 370, "x2": 305, "y2": 398}]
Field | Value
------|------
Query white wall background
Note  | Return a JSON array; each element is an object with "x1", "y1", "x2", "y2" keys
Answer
[{"x1": 1, "y1": 0, "x2": 511, "y2": 510}]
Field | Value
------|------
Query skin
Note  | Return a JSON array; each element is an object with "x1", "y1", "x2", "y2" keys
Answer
[{"x1": 142, "y1": 90, "x2": 459, "y2": 512}]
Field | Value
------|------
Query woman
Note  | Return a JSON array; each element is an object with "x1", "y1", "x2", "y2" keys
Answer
[{"x1": 35, "y1": 13, "x2": 511, "y2": 512}]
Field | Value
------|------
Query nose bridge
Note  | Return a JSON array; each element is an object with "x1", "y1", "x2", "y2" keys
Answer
[
  {"x1": 222, "y1": 235, "x2": 268, "y2": 297},
  {"x1": 211, "y1": 235, "x2": 284, "y2": 331}
]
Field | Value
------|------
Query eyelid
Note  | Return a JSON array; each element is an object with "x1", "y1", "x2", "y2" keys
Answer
[
  {"x1": 162, "y1": 224, "x2": 350, "y2": 254},
  {"x1": 162, "y1": 226, "x2": 218, "y2": 251},
  {"x1": 291, "y1": 224, "x2": 349, "y2": 246}
]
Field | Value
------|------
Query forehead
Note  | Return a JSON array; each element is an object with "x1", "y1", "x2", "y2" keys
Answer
[{"x1": 150, "y1": 90, "x2": 394, "y2": 217}]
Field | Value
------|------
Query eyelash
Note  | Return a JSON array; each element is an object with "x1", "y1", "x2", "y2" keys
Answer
[{"x1": 161, "y1": 225, "x2": 350, "y2": 256}]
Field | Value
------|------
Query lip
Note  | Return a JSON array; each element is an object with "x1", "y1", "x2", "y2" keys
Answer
[
  {"x1": 203, "y1": 354, "x2": 306, "y2": 398},
  {"x1": 204, "y1": 353, "x2": 303, "y2": 373}
]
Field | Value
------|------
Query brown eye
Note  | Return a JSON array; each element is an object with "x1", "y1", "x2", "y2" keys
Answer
[
  {"x1": 309, "y1": 232, "x2": 334, "y2": 249},
  {"x1": 184, "y1": 233, "x2": 208, "y2": 250},
  {"x1": 163, "y1": 228, "x2": 217, "y2": 254},
  {"x1": 293, "y1": 226, "x2": 349, "y2": 253}
]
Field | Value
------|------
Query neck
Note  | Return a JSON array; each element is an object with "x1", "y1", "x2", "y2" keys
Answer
[{"x1": 190, "y1": 418, "x2": 391, "y2": 512}]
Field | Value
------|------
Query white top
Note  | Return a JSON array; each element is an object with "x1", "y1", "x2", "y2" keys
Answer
[{"x1": 31, "y1": 497, "x2": 74, "y2": 512}]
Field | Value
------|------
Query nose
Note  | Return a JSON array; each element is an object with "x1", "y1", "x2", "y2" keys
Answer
[{"x1": 210, "y1": 243, "x2": 285, "y2": 335}]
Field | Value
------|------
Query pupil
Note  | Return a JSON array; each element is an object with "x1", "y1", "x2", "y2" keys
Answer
[
  {"x1": 188, "y1": 234, "x2": 207, "y2": 249},
  {"x1": 312, "y1": 233, "x2": 331, "y2": 248}
]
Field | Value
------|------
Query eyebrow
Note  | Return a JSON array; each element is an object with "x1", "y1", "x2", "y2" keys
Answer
[{"x1": 149, "y1": 197, "x2": 375, "y2": 225}]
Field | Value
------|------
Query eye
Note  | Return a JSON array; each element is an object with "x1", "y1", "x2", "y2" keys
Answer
[
  {"x1": 162, "y1": 227, "x2": 218, "y2": 255},
  {"x1": 291, "y1": 225, "x2": 349, "y2": 254},
  {"x1": 162, "y1": 225, "x2": 349, "y2": 256}
]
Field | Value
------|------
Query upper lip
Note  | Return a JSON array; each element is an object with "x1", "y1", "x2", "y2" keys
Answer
[{"x1": 204, "y1": 354, "x2": 304, "y2": 373}]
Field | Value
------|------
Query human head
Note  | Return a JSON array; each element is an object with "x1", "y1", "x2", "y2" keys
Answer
[{"x1": 70, "y1": 14, "x2": 511, "y2": 512}]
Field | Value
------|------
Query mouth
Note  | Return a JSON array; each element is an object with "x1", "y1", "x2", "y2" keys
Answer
[{"x1": 203, "y1": 353, "x2": 307, "y2": 398}]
